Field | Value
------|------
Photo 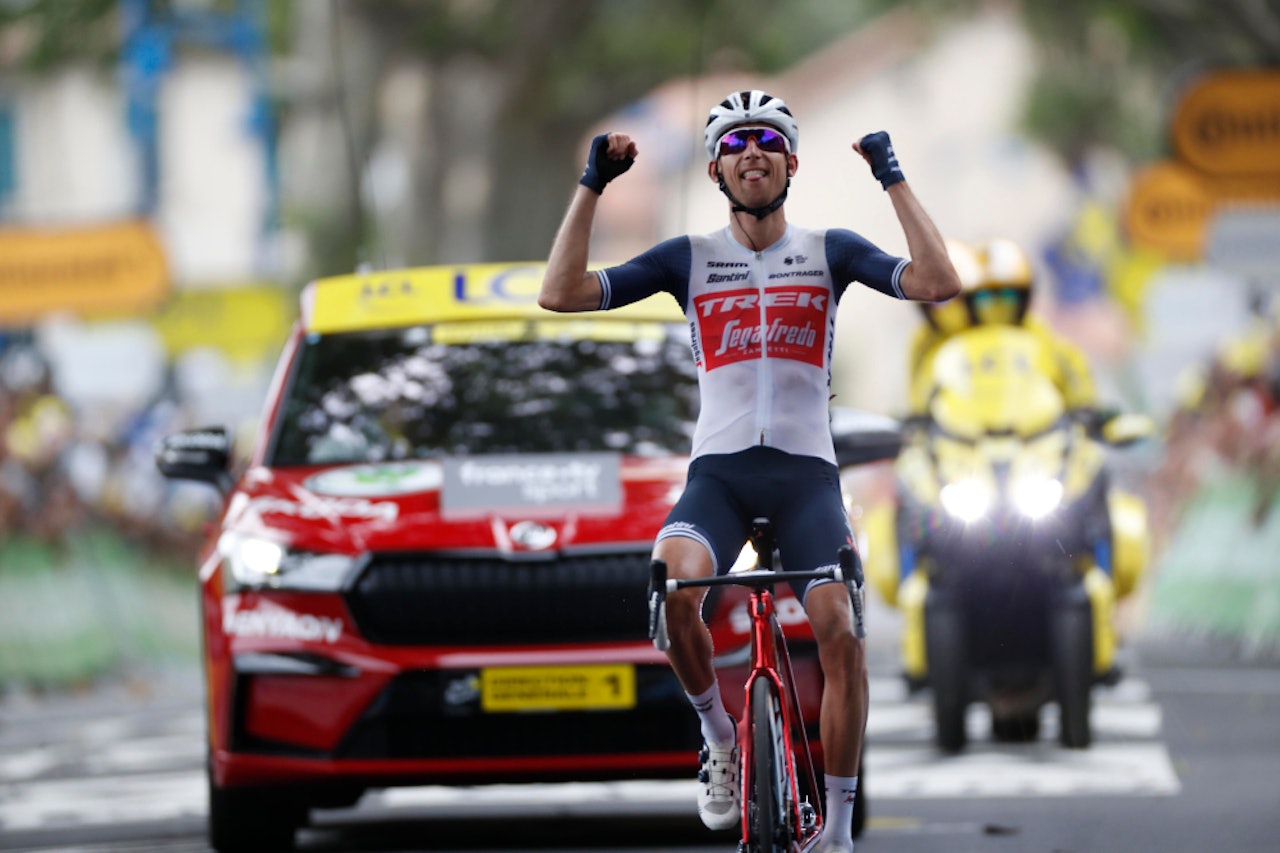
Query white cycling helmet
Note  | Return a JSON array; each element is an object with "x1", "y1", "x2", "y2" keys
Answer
[{"x1": 704, "y1": 90, "x2": 799, "y2": 160}]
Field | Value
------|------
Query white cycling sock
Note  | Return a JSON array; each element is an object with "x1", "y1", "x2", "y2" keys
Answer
[
  {"x1": 686, "y1": 683, "x2": 736, "y2": 745},
  {"x1": 822, "y1": 774, "x2": 858, "y2": 850}
]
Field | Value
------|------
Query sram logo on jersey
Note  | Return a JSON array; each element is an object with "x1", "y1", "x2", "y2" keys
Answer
[{"x1": 693, "y1": 286, "x2": 829, "y2": 370}]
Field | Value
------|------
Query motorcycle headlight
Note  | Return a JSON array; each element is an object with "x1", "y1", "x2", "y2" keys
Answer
[
  {"x1": 218, "y1": 532, "x2": 359, "y2": 591},
  {"x1": 1011, "y1": 476, "x2": 1064, "y2": 520},
  {"x1": 939, "y1": 478, "x2": 992, "y2": 522}
]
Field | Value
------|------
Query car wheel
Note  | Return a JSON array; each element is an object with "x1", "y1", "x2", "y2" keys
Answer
[
  {"x1": 1051, "y1": 591, "x2": 1094, "y2": 749},
  {"x1": 925, "y1": 591, "x2": 969, "y2": 754},
  {"x1": 207, "y1": 757, "x2": 306, "y2": 852}
]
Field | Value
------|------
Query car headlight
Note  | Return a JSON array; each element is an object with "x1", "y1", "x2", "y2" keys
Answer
[
  {"x1": 939, "y1": 478, "x2": 992, "y2": 523},
  {"x1": 218, "y1": 532, "x2": 359, "y2": 590},
  {"x1": 1011, "y1": 476, "x2": 1064, "y2": 520}
]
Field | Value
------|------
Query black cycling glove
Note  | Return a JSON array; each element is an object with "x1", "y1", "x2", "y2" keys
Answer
[
  {"x1": 579, "y1": 133, "x2": 634, "y2": 194},
  {"x1": 859, "y1": 131, "x2": 905, "y2": 190}
]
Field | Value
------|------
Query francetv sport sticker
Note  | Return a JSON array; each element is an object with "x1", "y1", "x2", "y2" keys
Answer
[{"x1": 441, "y1": 453, "x2": 621, "y2": 519}]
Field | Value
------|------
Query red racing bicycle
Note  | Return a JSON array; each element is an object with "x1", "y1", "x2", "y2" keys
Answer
[{"x1": 648, "y1": 518, "x2": 867, "y2": 853}]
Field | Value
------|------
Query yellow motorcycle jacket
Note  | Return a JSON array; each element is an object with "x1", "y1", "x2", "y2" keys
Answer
[{"x1": 907, "y1": 315, "x2": 1097, "y2": 417}]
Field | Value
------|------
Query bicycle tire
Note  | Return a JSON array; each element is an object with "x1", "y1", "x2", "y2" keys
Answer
[{"x1": 749, "y1": 676, "x2": 793, "y2": 853}]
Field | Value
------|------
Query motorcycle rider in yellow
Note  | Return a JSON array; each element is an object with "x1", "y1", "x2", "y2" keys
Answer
[
  {"x1": 906, "y1": 238, "x2": 1097, "y2": 417},
  {"x1": 866, "y1": 237, "x2": 1150, "y2": 715}
]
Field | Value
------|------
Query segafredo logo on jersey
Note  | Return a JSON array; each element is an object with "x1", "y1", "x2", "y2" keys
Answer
[{"x1": 693, "y1": 285, "x2": 829, "y2": 369}]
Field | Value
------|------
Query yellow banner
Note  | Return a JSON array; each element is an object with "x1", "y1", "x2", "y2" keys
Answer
[
  {"x1": 151, "y1": 285, "x2": 295, "y2": 362},
  {"x1": 0, "y1": 221, "x2": 168, "y2": 324},
  {"x1": 305, "y1": 262, "x2": 683, "y2": 334}
]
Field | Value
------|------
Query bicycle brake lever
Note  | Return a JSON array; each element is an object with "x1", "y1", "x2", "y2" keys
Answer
[
  {"x1": 648, "y1": 559, "x2": 670, "y2": 651},
  {"x1": 838, "y1": 546, "x2": 867, "y2": 639}
]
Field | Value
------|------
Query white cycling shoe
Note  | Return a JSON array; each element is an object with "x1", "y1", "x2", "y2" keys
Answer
[
  {"x1": 802, "y1": 835, "x2": 855, "y2": 853},
  {"x1": 696, "y1": 738, "x2": 740, "y2": 831}
]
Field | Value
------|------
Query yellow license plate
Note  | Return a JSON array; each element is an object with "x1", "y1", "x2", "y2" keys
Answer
[{"x1": 480, "y1": 664, "x2": 636, "y2": 712}]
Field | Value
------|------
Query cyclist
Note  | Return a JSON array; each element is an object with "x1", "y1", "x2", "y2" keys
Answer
[{"x1": 540, "y1": 89, "x2": 960, "y2": 852}]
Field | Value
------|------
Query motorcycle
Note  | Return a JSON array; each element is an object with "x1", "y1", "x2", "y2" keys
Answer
[{"x1": 860, "y1": 325, "x2": 1152, "y2": 752}]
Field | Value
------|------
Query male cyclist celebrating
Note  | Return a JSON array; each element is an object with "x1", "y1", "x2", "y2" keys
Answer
[{"x1": 540, "y1": 90, "x2": 959, "y2": 852}]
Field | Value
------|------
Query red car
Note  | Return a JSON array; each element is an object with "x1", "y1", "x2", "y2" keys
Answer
[{"x1": 156, "y1": 263, "x2": 888, "y2": 851}]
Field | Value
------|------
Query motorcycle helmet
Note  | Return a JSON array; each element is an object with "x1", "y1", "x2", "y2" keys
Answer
[
  {"x1": 704, "y1": 90, "x2": 799, "y2": 160},
  {"x1": 920, "y1": 239, "x2": 982, "y2": 335},
  {"x1": 969, "y1": 238, "x2": 1034, "y2": 326}
]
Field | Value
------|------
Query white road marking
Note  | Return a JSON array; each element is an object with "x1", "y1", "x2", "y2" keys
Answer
[
  {"x1": 0, "y1": 770, "x2": 206, "y2": 832},
  {"x1": 867, "y1": 742, "x2": 1180, "y2": 798},
  {"x1": 0, "y1": 674, "x2": 1182, "y2": 838},
  {"x1": 864, "y1": 676, "x2": 1181, "y2": 798}
]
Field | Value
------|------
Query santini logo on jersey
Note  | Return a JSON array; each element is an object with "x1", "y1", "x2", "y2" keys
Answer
[{"x1": 693, "y1": 286, "x2": 830, "y2": 370}]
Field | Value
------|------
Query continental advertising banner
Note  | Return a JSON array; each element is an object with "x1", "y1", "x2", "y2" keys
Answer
[{"x1": 1126, "y1": 70, "x2": 1280, "y2": 261}]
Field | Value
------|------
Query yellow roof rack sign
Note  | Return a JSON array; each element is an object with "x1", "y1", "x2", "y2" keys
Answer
[{"x1": 305, "y1": 262, "x2": 683, "y2": 334}]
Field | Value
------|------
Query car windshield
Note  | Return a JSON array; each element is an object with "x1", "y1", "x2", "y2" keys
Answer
[{"x1": 268, "y1": 323, "x2": 700, "y2": 466}]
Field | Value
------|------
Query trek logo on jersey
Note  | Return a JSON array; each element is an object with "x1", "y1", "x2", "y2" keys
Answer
[{"x1": 693, "y1": 285, "x2": 829, "y2": 370}]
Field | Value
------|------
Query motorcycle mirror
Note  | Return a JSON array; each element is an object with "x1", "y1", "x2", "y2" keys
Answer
[
  {"x1": 830, "y1": 407, "x2": 903, "y2": 467},
  {"x1": 1100, "y1": 412, "x2": 1155, "y2": 447}
]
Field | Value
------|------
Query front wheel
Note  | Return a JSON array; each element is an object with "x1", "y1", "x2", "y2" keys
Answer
[
  {"x1": 925, "y1": 591, "x2": 969, "y2": 753},
  {"x1": 1051, "y1": 591, "x2": 1094, "y2": 749},
  {"x1": 748, "y1": 677, "x2": 793, "y2": 853}
]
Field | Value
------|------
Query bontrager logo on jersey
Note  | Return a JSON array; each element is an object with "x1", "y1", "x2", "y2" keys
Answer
[{"x1": 693, "y1": 285, "x2": 829, "y2": 370}]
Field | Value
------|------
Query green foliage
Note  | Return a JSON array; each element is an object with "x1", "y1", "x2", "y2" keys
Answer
[
  {"x1": 0, "y1": 0, "x2": 118, "y2": 73},
  {"x1": 1015, "y1": 0, "x2": 1280, "y2": 164}
]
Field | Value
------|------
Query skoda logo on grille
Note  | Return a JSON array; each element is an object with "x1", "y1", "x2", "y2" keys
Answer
[{"x1": 509, "y1": 520, "x2": 557, "y2": 550}]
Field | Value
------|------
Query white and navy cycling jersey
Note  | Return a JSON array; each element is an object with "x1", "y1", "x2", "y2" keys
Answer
[{"x1": 597, "y1": 224, "x2": 907, "y2": 465}]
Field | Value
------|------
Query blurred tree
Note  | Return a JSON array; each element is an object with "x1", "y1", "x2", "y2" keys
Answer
[
  {"x1": 296, "y1": 0, "x2": 1280, "y2": 270},
  {"x1": 923, "y1": 0, "x2": 1280, "y2": 167},
  {"x1": 311, "y1": 0, "x2": 878, "y2": 271},
  {"x1": 0, "y1": 0, "x2": 118, "y2": 72},
  {"x1": 4, "y1": 0, "x2": 1276, "y2": 270}
]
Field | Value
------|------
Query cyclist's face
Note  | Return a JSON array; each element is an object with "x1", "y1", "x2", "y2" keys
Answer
[{"x1": 710, "y1": 125, "x2": 796, "y2": 202}]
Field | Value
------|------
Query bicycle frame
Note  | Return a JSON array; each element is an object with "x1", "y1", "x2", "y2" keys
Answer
[{"x1": 741, "y1": 580, "x2": 823, "y2": 851}]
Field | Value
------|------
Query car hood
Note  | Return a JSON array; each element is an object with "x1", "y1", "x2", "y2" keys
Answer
[{"x1": 223, "y1": 456, "x2": 687, "y2": 556}]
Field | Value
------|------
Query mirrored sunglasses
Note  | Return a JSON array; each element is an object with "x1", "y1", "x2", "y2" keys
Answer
[{"x1": 717, "y1": 126, "x2": 790, "y2": 157}]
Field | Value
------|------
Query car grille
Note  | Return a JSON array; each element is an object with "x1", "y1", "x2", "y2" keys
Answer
[
  {"x1": 345, "y1": 550, "x2": 653, "y2": 645},
  {"x1": 336, "y1": 666, "x2": 701, "y2": 765}
]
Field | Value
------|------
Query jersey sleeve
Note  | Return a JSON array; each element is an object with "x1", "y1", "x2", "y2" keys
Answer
[
  {"x1": 595, "y1": 236, "x2": 692, "y2": 310},
  {"x1": 825, "y1": 229, "x2": 909, "y2": 300}
]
